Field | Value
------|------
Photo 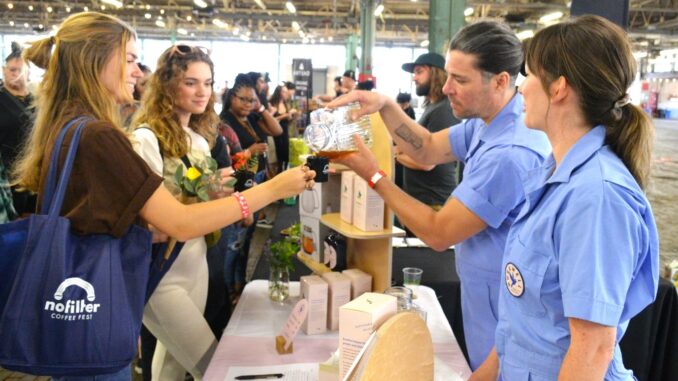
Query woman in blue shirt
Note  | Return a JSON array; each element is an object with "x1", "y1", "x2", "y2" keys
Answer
[{"x1": 470, "y1": 15, "x2": 659, "y2": 381}]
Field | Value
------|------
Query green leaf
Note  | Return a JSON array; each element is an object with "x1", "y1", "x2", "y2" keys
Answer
[
  {"x1": 196, "y1": 188, "x2": 209, "y2": 202},
  {"x1": 174, "y1": 165, "x2": 184, "y2": 185}
]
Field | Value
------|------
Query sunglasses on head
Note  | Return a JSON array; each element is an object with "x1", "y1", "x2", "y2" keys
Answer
[{"x1": 168, "y1": 44, "x2": 211, "y2": 58}]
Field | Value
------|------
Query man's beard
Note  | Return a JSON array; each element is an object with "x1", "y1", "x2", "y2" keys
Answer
[{"x1": 415, "y1": 82, "x2": 430, "y2": 97}]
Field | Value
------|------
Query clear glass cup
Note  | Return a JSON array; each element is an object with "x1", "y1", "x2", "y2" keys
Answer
[
  {"x1": 403, "y1": 267, "x2": 423, "y2": 298},
  {"x1": 384, "y1": 286, "x2": 413, "y2": 312},
  {"x1": 303, "y1": 103, "x2": 372, "y2": 158}
]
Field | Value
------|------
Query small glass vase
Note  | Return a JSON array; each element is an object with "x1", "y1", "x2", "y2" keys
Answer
[{"x1": 268, "y1": 266, "x2": 290, "y2": 303}]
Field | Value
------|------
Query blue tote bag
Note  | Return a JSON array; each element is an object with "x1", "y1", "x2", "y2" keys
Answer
[{"x1": 0, "y1": 117, "x2": 154, "y2": 376}]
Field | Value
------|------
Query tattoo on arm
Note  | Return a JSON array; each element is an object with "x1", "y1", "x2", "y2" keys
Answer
[{"x1": 395, "y1": 124, "x2": 423, "y2": 150}]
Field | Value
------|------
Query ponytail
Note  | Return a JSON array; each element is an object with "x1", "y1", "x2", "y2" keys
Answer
[
  {"x1": 23, "y1": 36, "x2": 55, "y2": 69},
  {"x1": 606, "y1": 104, "x2": 654, "y2": 190}
]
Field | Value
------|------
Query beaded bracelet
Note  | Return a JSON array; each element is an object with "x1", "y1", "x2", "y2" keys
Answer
[{"x1": 232, "y1": 192, "x2": 250, "y2": 219}]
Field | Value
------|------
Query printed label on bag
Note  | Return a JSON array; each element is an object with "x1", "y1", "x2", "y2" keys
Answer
[{"x1": 43, "y1": 277, "x2": 101, "y2": 321}]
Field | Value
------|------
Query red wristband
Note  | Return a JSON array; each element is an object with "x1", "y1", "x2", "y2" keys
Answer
[
  {"x1": 368, "y1": 169, "x2": 386, "y2": 189},
  {"x1": 232, "y1": 192, "x2": 250, "y2": 219}
]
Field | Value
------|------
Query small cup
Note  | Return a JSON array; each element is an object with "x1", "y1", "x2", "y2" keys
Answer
[
  {"x1": 402, "y1": 267, "x2": 423, "y2": 297},
  {"x1": 306, "y1": 156, "x2": 330, "y2": 183},
  {"x1": 384, "y1": 286, "x2": 413, "y2": 312}
]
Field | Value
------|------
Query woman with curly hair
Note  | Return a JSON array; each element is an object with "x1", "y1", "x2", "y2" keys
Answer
[{"x1": 130, "y1": 45, "x2": 227, "y2": 380}]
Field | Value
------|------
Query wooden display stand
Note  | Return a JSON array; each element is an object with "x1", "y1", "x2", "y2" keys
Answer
[{"x1": 320, "y1": 113, "x2": 404, "y2": 292}]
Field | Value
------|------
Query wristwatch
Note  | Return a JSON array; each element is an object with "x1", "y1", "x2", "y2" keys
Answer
[{"x1": 368, "y1": 169, "x2": 386, "y2": 189}]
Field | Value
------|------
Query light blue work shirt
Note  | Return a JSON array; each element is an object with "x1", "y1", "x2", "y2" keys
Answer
[
  {"x1": 496, "y1": 126, "x2": 659, "y2": 380},
  {"x1": 448, "y1": 93, "x2": 551, "y2": 369}
]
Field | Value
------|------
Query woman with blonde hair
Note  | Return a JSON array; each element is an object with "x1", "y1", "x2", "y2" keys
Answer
[
  {"x1": 14, "y1": 12, "x2": 314, "y2": 380},
  {"x1": 130, "y1": 44, "x2": 227, "y2": 381}
]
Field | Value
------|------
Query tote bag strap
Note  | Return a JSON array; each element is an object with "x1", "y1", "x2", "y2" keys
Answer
[{"x1": 40, "y1": 116, "x2": 92, "y2": 216}]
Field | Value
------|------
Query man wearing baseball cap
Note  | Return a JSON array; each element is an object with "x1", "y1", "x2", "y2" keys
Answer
[
  {"x1": 341, "y1": 70, "x2": 356, "y2": 93},
  {"x1": 397, "y1": 52, "x2": 459, "y2": 213}
]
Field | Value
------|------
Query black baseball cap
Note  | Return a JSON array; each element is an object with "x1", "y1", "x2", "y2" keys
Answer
[
  {"x1": 401, "y1": 52, "x2": 446, "y2": 73},
  {"x1": 343, "y1": 70, "x2": 356, "y2": 80}
]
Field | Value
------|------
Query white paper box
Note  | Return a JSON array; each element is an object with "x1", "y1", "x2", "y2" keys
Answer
[
  {"x1": 352, "y1": 176, "x2": 384, "y2": 231},
  {"x1": 342, "y1": 269, "x2": 373, "y2": 299},
  {"x1": 338, "y1": 293, "x2": 397, "y2": 379},
  {"x1": 340, "y1": 171, "x2": 356, "y2": 223},
  {"x1": 300, "y1": 176, "x2": 341, "y2": 220},
  {"x1": 321, "y1": 272, "x2": 352, "y2": 331},
  {"x1": 301, "y1": 275, "x2": 328, "y2": 335}
]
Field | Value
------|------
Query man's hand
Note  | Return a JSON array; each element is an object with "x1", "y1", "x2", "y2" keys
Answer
[
  {"x1": 325, "y1": 90, "x2": 388, "y2": 120},
  {"x1": 334, "y1": 135, "x2": 380, "y2": 180}
]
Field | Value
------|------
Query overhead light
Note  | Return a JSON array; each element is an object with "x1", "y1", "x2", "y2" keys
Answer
[
  {"x1": 177, "y1": 28, "x2": 188, "y2": 35},
  {"x1": 187, "y1": 15, "x2": 192, "y2": 21},
  {"x1": 320, "y1": 37, "x2": 325, "y2": 43},
  {"x1": 65, "y1": 6, "x2": 71, "y2": 12},
  {"x1": 102, "y1": 0, "x2": 123, "y2": 8},
  {"x1": 194, "y1": 0, "x2": 208, "y2": 8},
  {"x1": 155, "y1": 19, "x2": 166, "y2": 28},
  {"x1": 302, "y1": 37, "x2": 309, "y2": 44},
  {"x1": 420, "y1": 40, "x2": 429, "y2": 47},
  {"x1": 233, "y1": 27, "x2": 240, "y2": 35},
  {"x1": 633, "y1": 51, "x2": 648, "y2": 59},
  {"x1": 282, "y1": 38, "x2": 287, "y2": 43},
  {"x1": 28, "y1": 5, "x2": 34, "y2": 11},
  {"x1": 191, "y1": 32, "x2": 195, "y2": 37},
  {"x1": 9, "y1": 21, "x2": 14, "y2": 26},
  {"x1": 374, "y1": 4, "x2": 384, "y2": 17},
  {"x1": 246, "y1": 30, "x2": 251, "y2": 36},
  {"x1": 254, "y1": 0, "x2": 267, "y2": 10},
  {"x1": 212, "y1": 18, "x2": 227, "y2": 28},
  {"x1": 298, "y1": 30, "x2": 305, "y2": 37},
  {"x1": 539, "y1": 11, "x2": 563, "y2": 23},
  {"x1": 101, "y1": 5, "x2": 106, "y2": 10},
  {"x1": 328, "y1": 36, "x2": 333, "y2": 42},
  {"x1": 83, "y1": 6, "x2": 89, "y2": 11},
  {"x1": 263, "y1": 35, "x2": 267, "y2": 40},
  {"x1": 464, "y1": 7, "x2": 474, "y2": 17},
  {"x1": 160, "y1": 9, "x2": 165, "y2": 15},
  {"x1": 146, "y1": 4, "x2": 151, "y2": 10},
  {"x1": 24, "y1": 22, "x2": 28, "y2": 28},
  {"x1": 240, "y1": 34, "x2": 250, "y2": 42},
  {"x1": 286, "y1": 1, "x2": 296, "y2": 13},
  {"x1": 144, "y1": 13, "x2": 151, "y2": 19},
  {"x1": 38, "y1": 24, "x2": 43, "y2": 29},
  {"x1": 291, "y1": 21, "x2": 300, "y2": 31},
  {"x1": 47, "y1": 6, "x2": 53, "y2": 12},
  {"x1": 516, "y1": 30, "x2": 534, "y2": 40},
  {"x1": 52, "y1": 25, "x2": 58, "y2": 31},
  {"x1": 7, "y1": 3, "x2": 12, "y2": 10}
]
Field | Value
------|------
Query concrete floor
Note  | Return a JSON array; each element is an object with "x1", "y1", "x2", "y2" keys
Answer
[{"x1": 3, "y1": 119, "x2": 678, "y2": 380}]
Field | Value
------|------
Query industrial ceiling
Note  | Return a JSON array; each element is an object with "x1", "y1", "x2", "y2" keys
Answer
[{"x1": 0, "y1": 0, "x2": 677, "y2": 53}]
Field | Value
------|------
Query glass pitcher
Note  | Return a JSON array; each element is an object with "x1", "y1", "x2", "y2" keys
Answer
[{"x1": 303, "y1": 103, "x2": 372, "y2": 158}]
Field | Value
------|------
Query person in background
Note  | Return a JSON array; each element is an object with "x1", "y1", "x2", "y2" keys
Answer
[
  {"x1": 356, "y1": 79, "x2": 375, "y2": 91},
  {"x1": 341, "y1": 70, "x2": 357, "y2": 94},
  {"x1": 314, "y1": 76, "x2": 343, "y2": 105},
  {"x1": 394, "y1": 92, "x2": 415, "y2": 188},
  {"x1": 246, "y1": 71, "x2": 268, "y2": 110},
  {"x1": 327, "y1": 21, "x2": 551, "y2": 371},
  {"x1": 0, "y1": 41, "x2": 36, "y2": 216},
  {"x1": 396, "y1": 92, "x2": 416, "y2": 120},
  {"x1": 397, "y1": 52, "x2": 460, "y2": 218},
  {"x1": 220, "y1": 74, "x2": 282, "y2": 181},
  {"x1": 471, "y1": 16, "x2": 658, "y2": 381},
  {"x1": 269, "y1": 84, "x2": 298, "y2": 173},
  {"x1": 14, "y1": 12, "x2": 314, "y2": 380},
  {"x1": 121, "y1": 62, "x2": 152, "y2": 128},
  {"x1": 133, "y1": 63, "x2": 152, "y2": 101},
  {"x1": 0, "y1": 153, "x2": 16, "y2": 223}
]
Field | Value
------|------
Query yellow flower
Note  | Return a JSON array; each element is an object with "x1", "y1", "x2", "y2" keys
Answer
[{"x1": 186, "y1": 167, "x2": 202, "y2": 181}]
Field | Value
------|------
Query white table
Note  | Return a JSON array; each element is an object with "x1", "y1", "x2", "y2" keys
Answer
[{"x1": 204, "y1": 280, "x2": 471, "y2": 381}]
